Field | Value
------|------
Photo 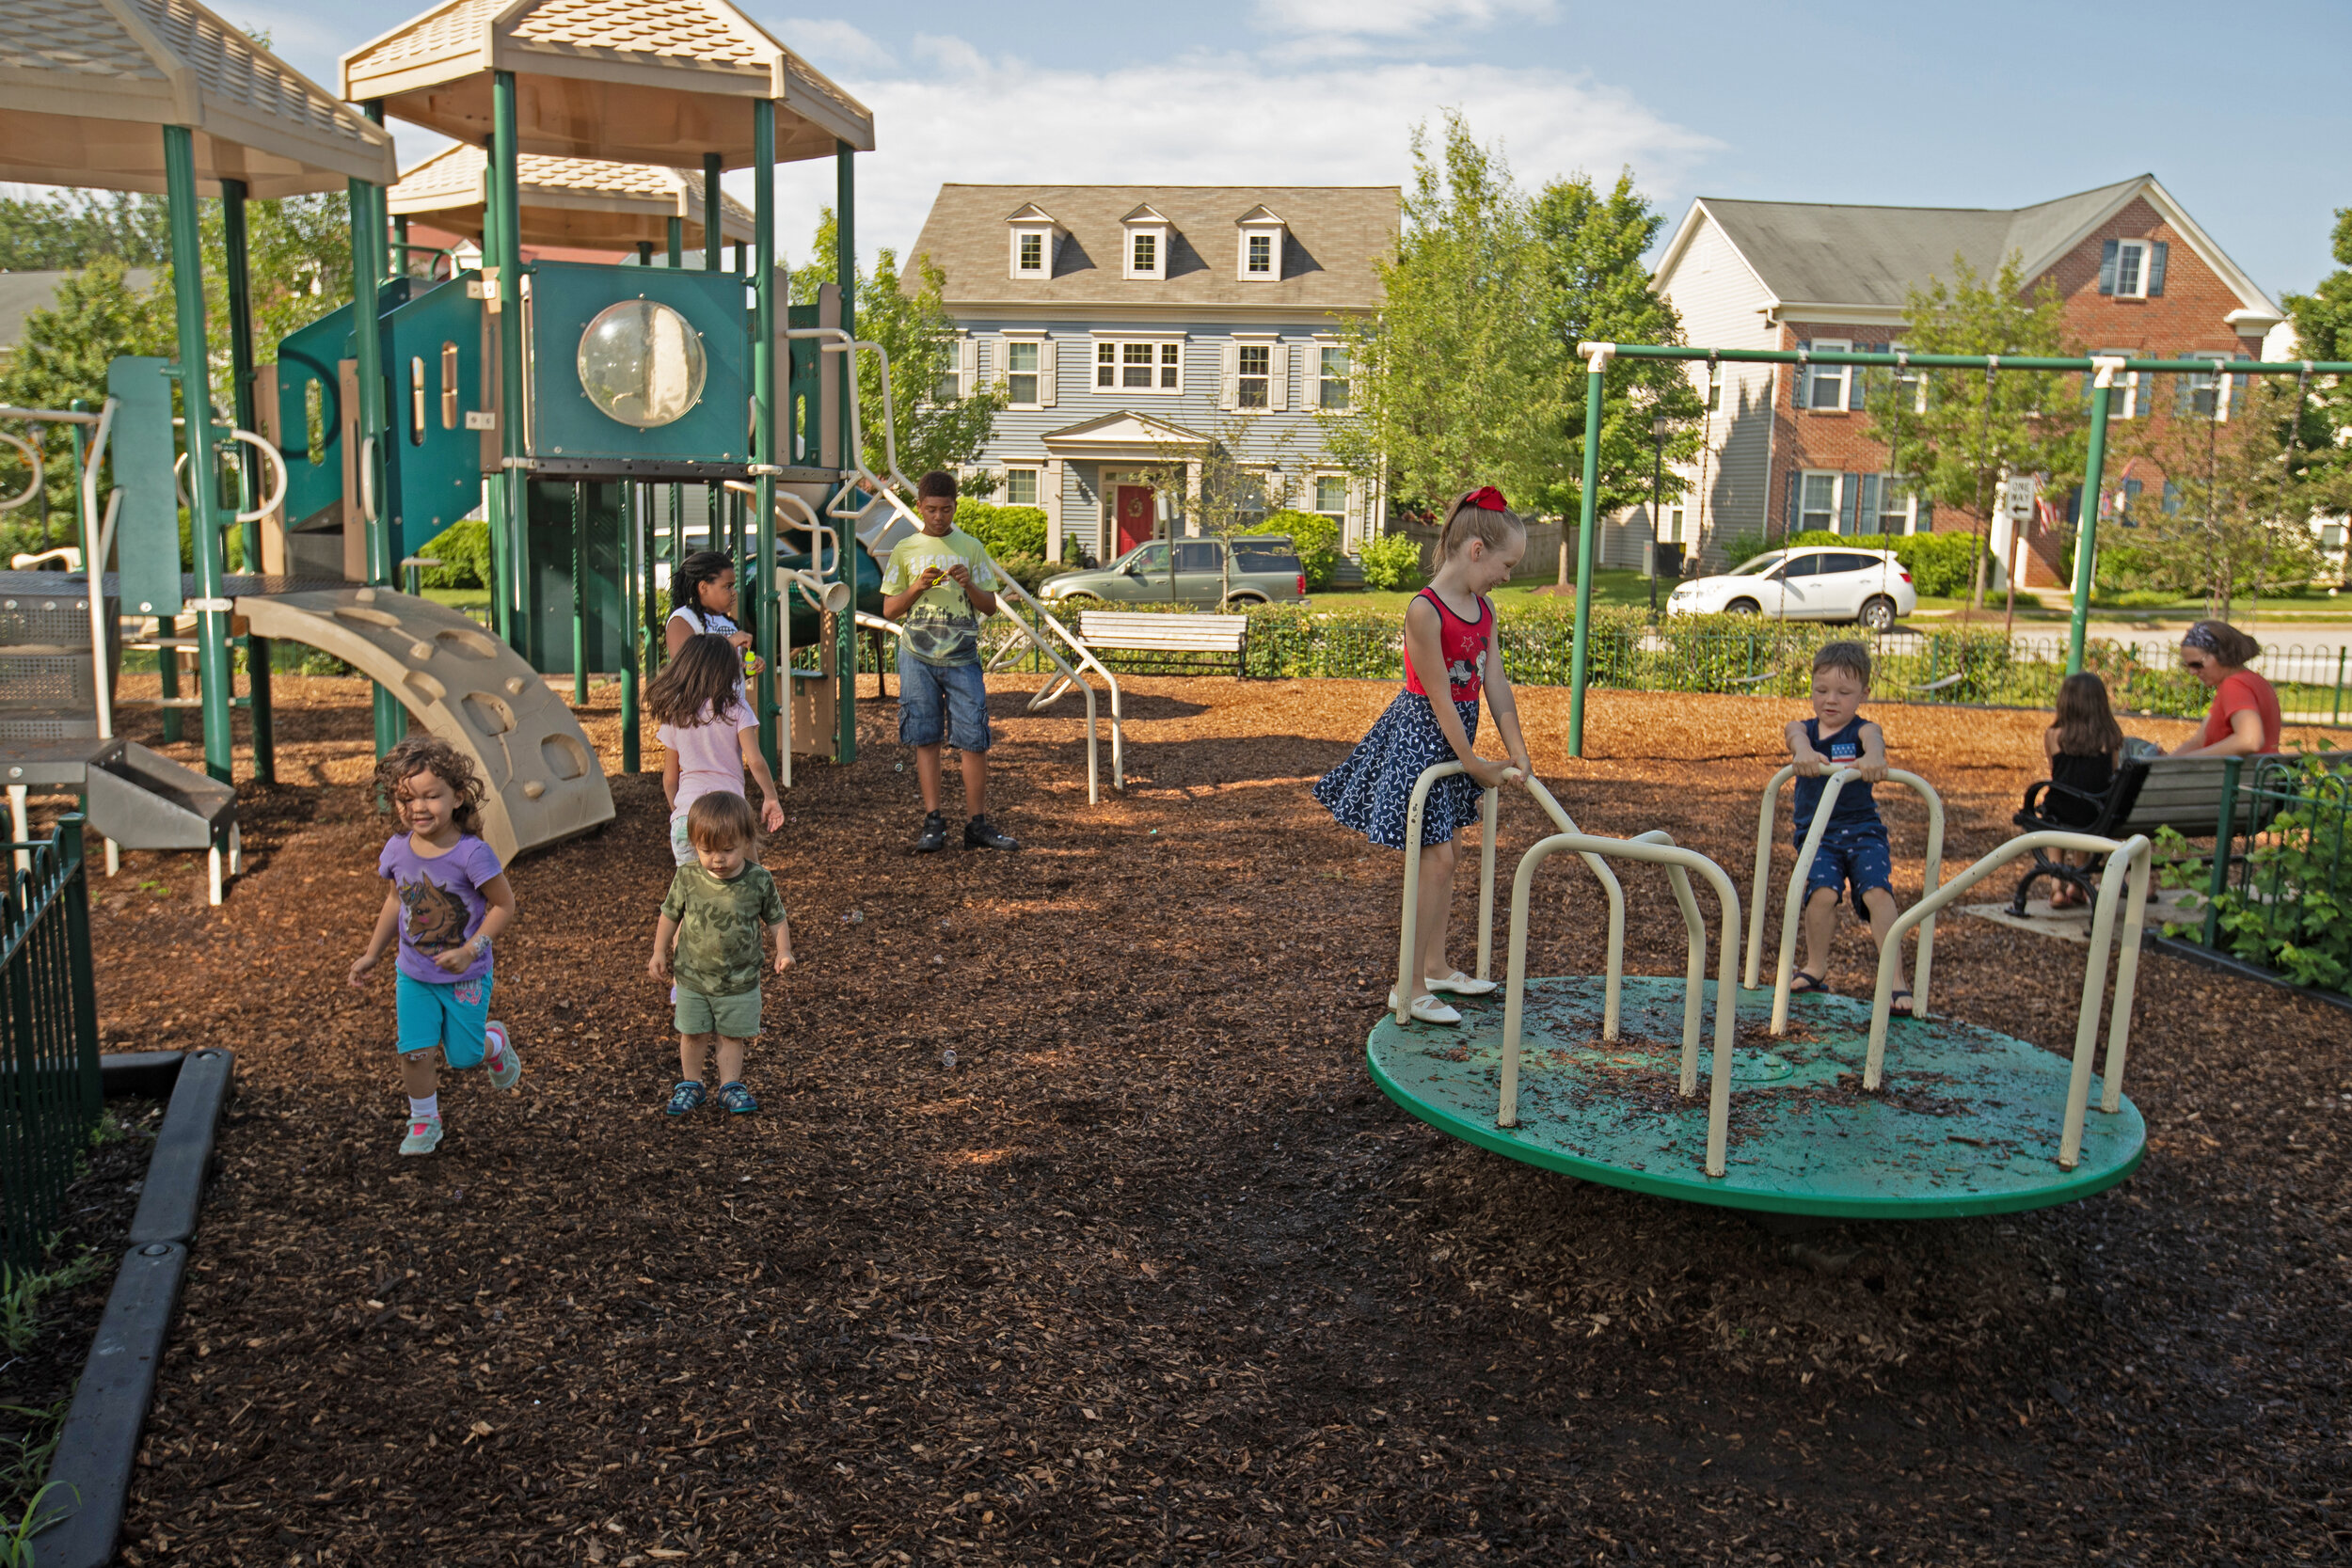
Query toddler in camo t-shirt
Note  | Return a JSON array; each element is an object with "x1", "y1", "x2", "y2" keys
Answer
[{"x1": 647, "y1": 792, "x2": 793, "y2": 1117}]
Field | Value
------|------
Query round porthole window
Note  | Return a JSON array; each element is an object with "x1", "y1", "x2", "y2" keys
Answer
[{"x1": 576, "y1": 299, "x2": 707, "y2": 427}]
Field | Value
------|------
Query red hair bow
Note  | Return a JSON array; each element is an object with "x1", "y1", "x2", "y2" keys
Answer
[{"x1": 1465, "y1": 485, "x2": 1509, "y2": 512}]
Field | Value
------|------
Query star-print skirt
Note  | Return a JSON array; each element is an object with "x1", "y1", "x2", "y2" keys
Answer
[{"x1": 1312, "y1": 690, "x2": 1483, "y2": 851}]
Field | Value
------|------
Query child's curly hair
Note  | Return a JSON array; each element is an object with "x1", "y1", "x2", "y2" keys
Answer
[{"x1": 374, "y1": 735, "x2": 487, "y2": 836}]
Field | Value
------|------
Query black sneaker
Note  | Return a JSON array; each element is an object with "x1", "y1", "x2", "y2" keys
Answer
[
  {"x1": 914, "y1": 812, "x2": 948, "y2": 852},
  {"x1": 964, "y1": 816, "x2": 1020, "y2": 851}
]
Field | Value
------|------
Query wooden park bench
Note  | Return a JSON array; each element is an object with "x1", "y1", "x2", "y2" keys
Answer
[
  {"x1": 1074, "y1": 610, "x2": 1249, "y2": 678},
  {"x1": 2009, "y1": 749, "x2": 2273, "y2": 914}
]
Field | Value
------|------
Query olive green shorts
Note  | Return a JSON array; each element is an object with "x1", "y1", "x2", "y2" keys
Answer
[{"x1": 675, "y1": 984, "x2": 761, "y2": 1040}]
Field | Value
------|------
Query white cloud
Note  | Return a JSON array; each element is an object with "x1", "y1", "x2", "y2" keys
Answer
[
  {"x1": 771, "y1": 18, "x2": 897, "y2": 72},
  {"x1": 760, "y1": 42, "x2": 1716, "y2": 265},
  {"x1": 1254, "y1": 0, "x2": 1556, "y2": 41}
]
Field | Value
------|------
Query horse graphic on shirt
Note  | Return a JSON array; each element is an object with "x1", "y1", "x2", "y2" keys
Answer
[{"x1": 399, "y1": 874, "x2": 471, "y2": 957}]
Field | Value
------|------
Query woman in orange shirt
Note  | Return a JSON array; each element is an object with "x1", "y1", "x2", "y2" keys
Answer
[{"x1": 2168, "y1": 620, "x2": 2280, "y2": 757}]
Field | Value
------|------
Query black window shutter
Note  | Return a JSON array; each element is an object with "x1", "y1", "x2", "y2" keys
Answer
[
  {"x1": 2146, "y1": 241, "x2": 2168, "y2": 296},
  {"x1": 1784, "y1": 469, "x2": 1800, "y2": 533},
  {"x1": 1849, "y1": 348, "x2": 1869, "y2": 411},
  {"x1": 1840, "y1": 473, "x2": 1862, "y2": 533},
  {"x1": 2097, "y1": 240, "x2": 2119, "y2": 295}
]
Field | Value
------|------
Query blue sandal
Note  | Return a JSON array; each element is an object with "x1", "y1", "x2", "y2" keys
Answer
[
  {"x1": 1788, "y1": 971, "x2": 1832, "y2": 996},
  {"x1": 665, "y1": 1080, "x2": 707, "y2": 1117},
  {"x1": 717, "y1": 1080, "x2": 760, "y2": 1116}
]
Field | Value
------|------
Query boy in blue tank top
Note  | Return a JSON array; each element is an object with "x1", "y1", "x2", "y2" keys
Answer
[{"x1": 1784, "y1": 641, "x2": 1913, "y2": 1015}]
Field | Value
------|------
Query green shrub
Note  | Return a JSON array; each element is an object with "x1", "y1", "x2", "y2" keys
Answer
[
  {"x1": 990, "y1": 553, "x2": 1057, "y2": 596},
  {"x1": 1781, "y1": 530, "x2": 1985, "y2": 599},
  {"x1": 1359, "y1": 531, "x2": 1425, "y2": 591},
  {"x1": 412, "y1": 519, "x2": 491, "y2": 590},
  {"x1": 1247, "y1": 509, "x2": 1340, "y2": 589},
  {"x1": 956, "y1": 499, "x2": 1047, "y2": 560},
  {"x1": 1718, "y1": 531, "x2": 1772, "y2": 569}
]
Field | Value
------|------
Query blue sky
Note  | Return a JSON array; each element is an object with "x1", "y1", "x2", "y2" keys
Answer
[{"x1": 237, "y1": 0, "x2": 2348, "y2": 302}]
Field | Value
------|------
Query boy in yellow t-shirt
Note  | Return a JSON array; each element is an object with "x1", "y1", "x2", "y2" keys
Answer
[{"x1": 880, "y1": 470, "x2": 1019, "y2": 852}]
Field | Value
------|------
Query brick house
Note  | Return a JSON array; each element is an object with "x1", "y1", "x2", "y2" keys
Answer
[
  {"x1": 1646, "y1": 175, "x2": 2287, "y2": 586},
  {"x1": 908, "y1": 185, "x2": 1394, "y2": 562}
]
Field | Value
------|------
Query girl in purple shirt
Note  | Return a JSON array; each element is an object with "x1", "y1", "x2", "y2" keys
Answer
[{"x1": 348, "y1": 737, "x2": 523, "y2": 1155}]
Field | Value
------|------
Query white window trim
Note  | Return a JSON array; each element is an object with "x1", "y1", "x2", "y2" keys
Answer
[
  {"x1": 1238, "y1": 223, "x2": 1284, "y2": 282},
  {"x1": 2113, "y1": 239, "x2": 2151, "y2": 299},
  {"x1": 1312, "y1": 337, "x2": 1349, "y2": 411},
  {"x1": 1009, "y1": 226, "x2": 1056, "y2": 281},
  {"x1": 1797, "y1": 468, "x2": 1840, "y2": 532},
  {"x1": 1801, "y1": 339, "x2": 1851, "y2": 412},
  {"x1": 1800, "y1": 468, "x2": 1927, "y2": 536},
  {"x1": 2182, "y1": 349, "x2": 2239, "y2": 421},
  {"x1": 1094, "y1": 337, "x2": 1184, "y2": 397},
  {"x1": 999, "y1": 328, "x2": 1051, "y2": 411},
  {"x1": 1002, "y1": 467, "x2": 1041, "y2": 508},
  {"x1": 1124, "y1": 223, "x2": 1168, "y2": 280}
]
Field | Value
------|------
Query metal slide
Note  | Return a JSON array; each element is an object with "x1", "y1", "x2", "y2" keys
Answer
[{"x1": 233, "y1": 586, "x2": 614, "y2": 863}]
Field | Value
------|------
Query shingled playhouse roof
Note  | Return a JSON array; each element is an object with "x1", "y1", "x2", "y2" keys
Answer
[
  {"x1": 389, "y1": 142, "x2": 756, "y2": 249},
  {"x1": 341, "y1": 0, "x2": 873, "y2": 171},
  {"x1": 0, "y1": 0, "x2": 395, "y2": 197}
]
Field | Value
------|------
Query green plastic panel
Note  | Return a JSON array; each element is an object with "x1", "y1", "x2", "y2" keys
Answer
[
  {"x1": 382, "y1": 274, "x2": 486, "y2": 555},
  {"x1": 106, "y1": 356, "x2": 180, "y2": 617},
  {"x1": 274, "y1": 302, "x2": 350, "y2": 532},
  {"x1": 1367, "y1": 975, "x2": 2145, "y2": 1219},
  {"x1": 522, "y1": 480, "x2": 626, "y2": 675},
  {"x1": 526, "y1": 262, "x2": 750, "y2": 474}
]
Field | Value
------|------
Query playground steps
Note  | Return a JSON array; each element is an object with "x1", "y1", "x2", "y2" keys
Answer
[
  {"x1": 232, "y1": 586, "x2": 614, "y2": 863},
  {"x1": 0, "y1": 736, "x2": 233, "y2": 855}
]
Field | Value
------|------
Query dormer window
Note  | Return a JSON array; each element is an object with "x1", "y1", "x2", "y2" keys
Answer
[
  {"x1": 1235, "y1": 205, "x2": 1287, "y2": 283},
  {"x1": 1005, "y1": 202, "x2": 1062, "y2": 281},
  {"x1": 1122, "y1": 204, "x2": 1170, "y2": 280}
]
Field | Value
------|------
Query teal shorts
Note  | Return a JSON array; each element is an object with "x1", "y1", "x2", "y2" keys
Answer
[
  {"x1": 396, "y1": 970, "x2": 492, "y2": 1067},
  {"x1": 675, "y1": 984, "x2": 760, "y2": 1040}
]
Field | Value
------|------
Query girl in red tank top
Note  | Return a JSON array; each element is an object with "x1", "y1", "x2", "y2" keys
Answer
[{"x1": 1312, "y1": 488, "x2": 1535, "y2": 1025}]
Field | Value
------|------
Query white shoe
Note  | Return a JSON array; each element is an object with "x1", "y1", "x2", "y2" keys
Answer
[
  {"x1": 483, "y1": 1022, "x2": 522, "y2": 1092},
  {"x1": 1386, "y1": 990, "x2": 1463, "y2": 1025},
  {"x1": 399, "y1": 1114, "x2": 443, "y2": 1156},
  {"x1": 1425, "y1": 971, "x2": 1498, "y2": 997}
]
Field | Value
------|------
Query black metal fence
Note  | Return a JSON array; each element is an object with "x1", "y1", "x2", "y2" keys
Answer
[
  {"x1": 1, "y1": 816, "x2": 103, "y2": 1274},
  {"x1": 2165, "y1": 753, "x2": 2352, "y2": 995}
]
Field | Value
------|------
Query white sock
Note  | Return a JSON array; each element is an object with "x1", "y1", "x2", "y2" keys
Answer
[{"x1": 409, "y1": 1094, "x2": 439, "y2": 1121}]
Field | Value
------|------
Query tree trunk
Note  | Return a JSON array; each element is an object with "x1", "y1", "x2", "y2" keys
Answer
[{"x1": 1969, "y1": 468, "x2": 1991, "y2": 611}]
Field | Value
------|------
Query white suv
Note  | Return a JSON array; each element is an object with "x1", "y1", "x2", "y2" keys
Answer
[{"x1": 1667, "y1": 547, "x2": 1917, "y2": 632}]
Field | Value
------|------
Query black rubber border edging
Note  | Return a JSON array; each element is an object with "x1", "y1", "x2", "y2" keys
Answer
[
  {"x1": 31, "y1": 1048, "x2": 233, "y2": 1568},
  {"x1": 2148, "y1": 935, "x2": 2352, "y2": 1017}
]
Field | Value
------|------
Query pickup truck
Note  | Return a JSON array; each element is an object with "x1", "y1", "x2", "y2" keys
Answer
[{"x1": 1040, "y1": 537, "x2": 1307, "y2": 607}]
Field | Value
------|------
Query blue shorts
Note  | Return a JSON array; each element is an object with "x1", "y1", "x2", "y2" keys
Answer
[
  {"x1": 395, "y1": 970, "x2": 493, "y2": 1068},
  {"x1": 1797, "y1": 820, "x2": 1893, "y2": 910},
  {"x1": 897, "y1": 649, "x2": 991, "y2": 752}
]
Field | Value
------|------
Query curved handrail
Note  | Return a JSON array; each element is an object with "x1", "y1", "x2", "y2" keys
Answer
[
  {"x1": 1863, "y1": 830, "x2": 2152, "y2": 1169},
  {"x1": 723, "y1": 478, "x2": 834, "y2": 581},
  {"x1": 173, "y1": 427, "x2": 288, "y2": 524},
  {"x1": 77, "y1": 399, "x2": 121, "y2": 740},
  {"x1": 1498, "y1": 829, "x2": 1746, "y2": 1178},
  {"x1": 1747, "y1": 764, "x2": 1944, "y2": 1033},
  {"x1": 1391, "y1": 767, "x2": 1637, "y2": 1041},
  {"x1": 0, "y1": 429, "x2": 40, "y2": 512}
]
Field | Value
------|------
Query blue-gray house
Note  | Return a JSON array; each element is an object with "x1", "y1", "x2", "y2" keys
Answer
[{"x1": 908, "y1": 184, "x2": 1397, "y2": 562}]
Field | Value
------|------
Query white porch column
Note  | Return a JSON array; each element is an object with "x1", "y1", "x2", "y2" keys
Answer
[
  {"x1": 1044, "y1": 457, "x2": 1065, "y2": 562},
  {"x1": 1183, "y1": 459, "x2": 1202, "y2": 537}
]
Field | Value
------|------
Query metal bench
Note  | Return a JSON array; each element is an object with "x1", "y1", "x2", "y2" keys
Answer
[
  {"x1": 2010, "y1": 750, "x2": 2272, "y2": 913},
  {"x1": 1074, "y1": 611, "x2": 1249, "y2": 678}
]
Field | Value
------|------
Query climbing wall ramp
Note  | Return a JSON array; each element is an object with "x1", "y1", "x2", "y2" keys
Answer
[{"x1": 231, "y1": 587, "x2": 612, "y2": 863}]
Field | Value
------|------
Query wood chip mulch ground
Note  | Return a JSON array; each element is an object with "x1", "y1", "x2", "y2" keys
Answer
[{"x1": 38, "y1": 672, "x2": 2352, "y2": 1565}]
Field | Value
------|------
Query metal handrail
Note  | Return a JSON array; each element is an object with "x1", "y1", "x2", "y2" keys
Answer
[
  {"x1": 1390, "y1": 767, "x2": 1639, "y2": 1040},
  {"x1": 1863, "y1": 830, "x2": 2151, "y2": 1168},
  {"x1": 1496, "y1": 828, "x2": 1746, "y2": 1178},
  {"x1": 1747, "y1": 764, "x2": 1944, "y2": 1032},
  {"x1": 77, "y1": 399, "x2": 121, "y2": 740}
]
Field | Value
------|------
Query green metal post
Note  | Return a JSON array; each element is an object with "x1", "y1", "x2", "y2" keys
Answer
[
  {"x1": 220, "y1": 177, "x2": 275, "y2": 784},
  {"x1": 393, "y1": 214, "x2": 410, "y2": 277},
  {"x1": 492, "y1": 78, "x2": 529, "y2": 656},
  {"x1": 752, "y1": 103, "x2": 781, "y2": 771},
  {"x1": 834, "y1": 138, "x2": 857, "y2": 766},
  {"x1": 570, "y1": 481, "x2": 589, "y2": 705},
  {"x1": 1566, "y1": 353, "x2": 1607, "y2": 758},
  {"x1": 2067, "y1": 363, "x2": 2117, "y2": 677},
  {"x1": 704, "y1": 153, "x2": 723, "y2": 273},
  {"x1": 2202, "y1": 756, "x2": 2243, "y2": 948},
  {"x1": 621, "y1": 482, "x2": 640, "y2": 772},
  {"x1": 356, "y1": 106, "x2": 399, "y2": 755},
  {"x1": 480, "y1": 131, "x2": 512, "y2": 645},
  {"x1": 667, "y1": 215, "x2": 683, "y2": 269},
  {"x1": 2333, "y1": 647, "x2": 2345, "y2": 727},
  {"x1": 58, "y1": 816, "x2": 102, "y2": 1123},
  {"x1": 163, "y1": 126, "x2": 235, "y2": 784}
]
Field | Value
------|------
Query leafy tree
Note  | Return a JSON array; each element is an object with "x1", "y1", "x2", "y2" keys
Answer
[
  {"x1": 0, "y1": 191, "x2": 169, "y2": 270},
  {"x1": 1319, "y1": 113, "x2": 1555, "y2": 518},
  {"x1": 1527, "y1": 168, "x2": 1704, "y2": 582},
  {"x1": 1148, "y1": 414, "x2": 1305, "y2": 602},
  {"x1": 795, "y1": 209, "x2": 1008, "y2": 492},
  {"x1": 1860, "y1": 254, "x2": 2084, "y2": 609},
  {"x1": 2280, "y1": 207, "x2": 2352, "y2": 525},
  {"x1": 2105, "y1": 374, "x2": 2323, "y2": 612}
]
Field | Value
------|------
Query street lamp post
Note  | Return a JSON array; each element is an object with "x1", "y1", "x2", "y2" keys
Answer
[{"x1": 1647, "y1": 413, "x2": 1671, "y2": 617}]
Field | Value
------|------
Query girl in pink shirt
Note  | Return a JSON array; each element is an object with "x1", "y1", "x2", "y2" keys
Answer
[{"x1": 647, "y1": 635, "x2": 786, "y2": 867}]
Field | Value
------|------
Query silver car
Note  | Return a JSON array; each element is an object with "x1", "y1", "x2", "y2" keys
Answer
[{"x1": 1041, "y1": 538, "x2": 1308, "y2": 608}]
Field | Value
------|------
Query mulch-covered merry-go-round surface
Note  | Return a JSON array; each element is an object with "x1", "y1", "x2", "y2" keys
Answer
[{"x1": 51, "y1": 670, "x2": 2352, "y2": 1564}]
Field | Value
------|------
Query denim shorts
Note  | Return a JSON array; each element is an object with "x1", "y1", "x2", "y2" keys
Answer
[
  {"x1": 897, "y1": 648, "x2": 991, "y2": 752},
  {"x1": 1799, "y1": 820, "x2": 1894, "y2": 909},
  {"x1": 395, "y1": 970, "x2": 492, "y2": 1067}
]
